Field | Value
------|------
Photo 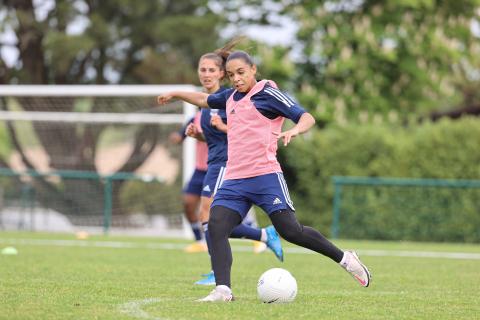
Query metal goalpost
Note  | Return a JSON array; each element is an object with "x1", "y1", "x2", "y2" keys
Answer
[{"x1": 0, "y1": 85, "x2": 198, "y2": 237}]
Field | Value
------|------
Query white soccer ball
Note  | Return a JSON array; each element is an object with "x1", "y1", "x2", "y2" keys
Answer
[{"x1": 257, "y1": 268, "x2": 297, "y2": 303}]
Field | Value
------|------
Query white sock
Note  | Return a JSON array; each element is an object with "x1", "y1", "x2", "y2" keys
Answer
[{"x1": 260, "y1": 229, "x2": 267, "y2": 242}]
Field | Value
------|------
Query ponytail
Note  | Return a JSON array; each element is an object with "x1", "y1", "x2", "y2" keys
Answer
[{"x1": 199, "y1": 36, "x2": 247, "y2": 73}]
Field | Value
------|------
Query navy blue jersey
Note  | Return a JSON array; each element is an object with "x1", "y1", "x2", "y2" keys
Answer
[
  {"x1": 206, "y1": 82, "x2": 306, "y2": 123},
  {"x1": 201, "y1": 86, "x2": 229, "y2": 165}
]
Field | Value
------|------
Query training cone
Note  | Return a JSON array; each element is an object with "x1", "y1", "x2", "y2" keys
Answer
[
  {"x1": 1, "y1": 246, "x2": 18, "y2": 255},
  {"x1": 75, "y1": 231, "x2": 89, "y2": 240}
]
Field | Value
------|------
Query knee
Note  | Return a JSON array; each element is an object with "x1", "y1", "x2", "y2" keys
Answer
[
  {"x1": 208, "y1": 206, "x2": 235, "y2": 239},
  {"x1": 208, "y1": 211, "x2": 222, "y2": 237},
  {"x1": 271, "y1": 209, "x2": 303, "y2": 242}
]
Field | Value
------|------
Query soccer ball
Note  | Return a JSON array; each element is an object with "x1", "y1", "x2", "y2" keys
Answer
[{"x1": 257, "y1": 268, "x2": 297, "y2": 303}]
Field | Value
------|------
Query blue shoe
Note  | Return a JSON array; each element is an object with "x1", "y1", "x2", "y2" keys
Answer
[
  {"x1": 195, "y1": 271, "x2": 216, "y2": 286},
  {"x1": 265, "y1": 225, "x2": 284, "y2": 262},
  {"x1": 201, "y1": 271, "x2": 214, "y2": 277}
]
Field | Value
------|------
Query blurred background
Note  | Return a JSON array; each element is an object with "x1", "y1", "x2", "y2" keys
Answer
[{"x1": 0, "y1": 0, "x2": 479, "y2": 242}]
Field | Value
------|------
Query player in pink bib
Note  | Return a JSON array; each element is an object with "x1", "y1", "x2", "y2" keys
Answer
[{"x1": 158, "y1": 49, "x2": 372, "y2": 302}]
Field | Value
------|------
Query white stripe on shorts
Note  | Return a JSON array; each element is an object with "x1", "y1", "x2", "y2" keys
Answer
[
  {"x1": 213, "y1": 166, "x2": 226, "y2": 196},
  {"x1": 276, "y1": 172, "x2": 295, "y2": 210}
]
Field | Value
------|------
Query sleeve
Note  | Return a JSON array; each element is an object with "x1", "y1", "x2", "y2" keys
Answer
[
  {"x1": 206, "y1": 88, "x2": 234, "y2": 109},
  {"x1": 254, "y1": 85, "x2": 306, "y2": 123}
]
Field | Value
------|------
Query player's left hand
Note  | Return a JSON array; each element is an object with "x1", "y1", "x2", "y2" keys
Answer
[
  {"x1": 211, "y1": 114, "x2": 227, "y2": 133},
  {"x1": 273, "y1": 128, "x2": 300, "y2": 146},
  {"x1": 210, "y1": 114, "x2": 222, "y2": 128}
]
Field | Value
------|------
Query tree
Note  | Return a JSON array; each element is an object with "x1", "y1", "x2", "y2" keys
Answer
[
  {"x1": 292, "y1": 0, "x2": 480, "y2": 125},
  {"x1": 220, "y1": 0, "x2": 480, "y2": 125},
  {"x1": 0, "y1": 0, "x2": 225, "y2": 217}
]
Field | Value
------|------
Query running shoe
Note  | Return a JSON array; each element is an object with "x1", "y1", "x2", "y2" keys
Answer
[
  {"x1": 195, "y1": 271, "x2": 216, "y2": 286},
  {"x1": 196, "y1": 285, "x2": 234, "y2": 302},
  {"x1": 340, "y1": 251, "x2": 372, "y2": 287},
  {"x1": 265, "y1": 226, "x2": 284, "y2": 262}
]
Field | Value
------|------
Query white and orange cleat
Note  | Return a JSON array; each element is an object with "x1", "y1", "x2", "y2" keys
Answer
[
  {"x1": 340, "y1": 251, "x2": 372, "y2": 287},
  {"x1": 184, "y1": 241, "x2": 208, "y2": 253},
  {"x1": 196, "y1": 285, "x2": 234, "y2": 302},
  {"x1": 253, "y1": 240, "x2": 267, "y2": 253}
]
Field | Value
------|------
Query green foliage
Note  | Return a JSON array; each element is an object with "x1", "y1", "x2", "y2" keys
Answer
[
  {"x1": 120, "y1": 177, "x2": 183, "y2": 216},
  {"x1": 0, "y1": 124, "x2": 12, "y2": 157},
  {"x1": 339, "y1": 183, "x2": 480, "y2": 242},
  {"x1": 239, "y1": 41, "x2": 296, "y2": 89},
  {"x1": 292, "y1": 0, "x2": 480, "y2": 123},
  {"x1": 1, "y1": 0, "x2": 224, "y2": 84},
  {"x1": 231, "y1": 0, "x2": 480, "y2": 123},
  {"x1": 282, "y1": 117, "x2": 480, "y2": 241},
  {"x1": 43, "y1": 33, "x2": 96, "y2": 76}
]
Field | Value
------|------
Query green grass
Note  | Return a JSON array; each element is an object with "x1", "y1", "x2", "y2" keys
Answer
[{"x1": 1, "y1": 232, "x2": 479, "y2": 320}]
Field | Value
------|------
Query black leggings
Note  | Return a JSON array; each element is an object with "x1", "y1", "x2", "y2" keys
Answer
[{"x1": 208, "y1": 205, "x2": 344, "y2": 288}]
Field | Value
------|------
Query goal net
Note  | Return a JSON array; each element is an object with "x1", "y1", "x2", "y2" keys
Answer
[{"x1": 0, "y1": 85, "x2": 198, "y2": 237}]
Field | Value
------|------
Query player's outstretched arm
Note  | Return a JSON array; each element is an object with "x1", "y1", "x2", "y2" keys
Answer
[
  {"x1": 157, "y1": 91, "x2": 210, "y2": 108},
  {"x1": 274, "y1": 112, "x2": 316, "y2": 146}
]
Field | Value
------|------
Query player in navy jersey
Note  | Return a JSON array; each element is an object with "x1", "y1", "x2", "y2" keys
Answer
[
  {"x1": 169, "y1": 115, "x2": 208, "y2": 253},
  {"x1": 158, "y1": 47, "x2": 371, "y2": 302},
  {"x1": 185, "y1": 50, "x2": 284, "y2": 286}
]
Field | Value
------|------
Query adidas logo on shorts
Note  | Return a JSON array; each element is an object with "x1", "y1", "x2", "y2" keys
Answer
[
  {"x1": 272, "y1": 197, "x2": 282, "y2": 205},
  {"x1": 203, "y1": 185, "x2": 211, "y2": 192}
]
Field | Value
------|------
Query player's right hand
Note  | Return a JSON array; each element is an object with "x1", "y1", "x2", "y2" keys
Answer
[
  {"x1": 185, "y1": 123, "x2": 198, "y2": 138},
  {"x1": 157, "y1": 93, "x2": 173, "y2": 105},
  {"x1": 168, "y1": 132, "x2": 182, "y2": 144}
]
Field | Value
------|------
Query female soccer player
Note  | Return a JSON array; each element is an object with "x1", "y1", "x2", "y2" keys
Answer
[
  {"x1": 158, "y1": 49, "x2": 371, "y2": 302},
  {"x1": 169, "y1": 113, "x2": 208, "y2": 253},
  {"x1": 187, "y1": 50, "x2": 284, "y2": 286}
]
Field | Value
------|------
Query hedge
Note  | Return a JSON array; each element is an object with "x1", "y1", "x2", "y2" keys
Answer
[{"x1": 281, "y1": 117, "x2": 480, "y2": 242}]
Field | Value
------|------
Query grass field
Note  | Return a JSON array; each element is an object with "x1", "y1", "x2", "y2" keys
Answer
[{"x1": 1, "y1": 232, "x2": 479, "y2": 320}]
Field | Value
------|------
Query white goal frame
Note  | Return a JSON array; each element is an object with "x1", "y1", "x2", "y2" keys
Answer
[
  {"x1": 0, "y1": 84, "x2": 199, "y2": 186},
  {"x1": 0, "y1": 84, "x2": 202, "y2": 238}
]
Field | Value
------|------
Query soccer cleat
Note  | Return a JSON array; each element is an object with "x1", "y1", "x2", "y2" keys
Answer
[
  {"x1": 253, "y1": 240, "x2": 267, "y2": 253},
  {"x1": 265, "y1": 226, "x2": 284, "y2": 262},
  {"x1": 195, "y1": 271, "x2": 216, "y2": 286},
  {"x1": 184, "y1": 241, "x2": 208, "y2": 253},
  {"x1": 196, "y1": 285, "x2": 234, "y2": 302},
  {"x1": 340, "y1": 251, "x2": 372, "y2": 287},
  {"x1": 201, "y1": 270, "x2": 214, "y2": 277}
]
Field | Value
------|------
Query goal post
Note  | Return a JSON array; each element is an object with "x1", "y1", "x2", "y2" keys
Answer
[{"x1": 0, "y1": 85, "x2": 199, "y2": 237}]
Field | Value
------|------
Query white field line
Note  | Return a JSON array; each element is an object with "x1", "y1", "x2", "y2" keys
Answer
[
  {"x1": 118, "y1": 298, "x2": 167, "y2": 320},
  {"x1": 1, "y1": 238, "x2": 480, "y2": 260}
]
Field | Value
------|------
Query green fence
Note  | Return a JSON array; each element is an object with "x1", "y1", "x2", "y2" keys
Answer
[
  {"x1": 332, "y1": 176, "x2": 480, "y2": 242},
  {"x1": 0, "y1": 168, "x2": 182, "y2": 234}
]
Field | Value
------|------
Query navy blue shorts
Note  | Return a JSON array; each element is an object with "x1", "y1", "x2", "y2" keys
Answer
[
  {"x1": 212, "y1": 172, "x2": 295, "y2": 218},
  {"x1": 183, "y1": 169, "x2": 207, "y2": 196},
  {"x1": 201, "y1": 164, "x2": 226, "y2": 198}
]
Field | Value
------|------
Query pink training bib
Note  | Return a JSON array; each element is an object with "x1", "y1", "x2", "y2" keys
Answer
[
  {"x1": 193, "y1": 111, "x2": 208, "y2": 171},
  {"x1": 224, "y1": 80, "x2": 284, "y2": 180}
]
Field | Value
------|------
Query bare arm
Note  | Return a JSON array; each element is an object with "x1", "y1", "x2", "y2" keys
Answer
[
  {"x1": 185, "y1": 123, "x2": 206, "y2": 141},
  {"x1": 274, "y1": 112, "x2": 316, "y2": 146},
  {"x1": 157, "y1": 91, "x2": 210, "y2": 108},
  {"x1": 210, "y1": 114, "x2": 227, "y2": 133}
]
